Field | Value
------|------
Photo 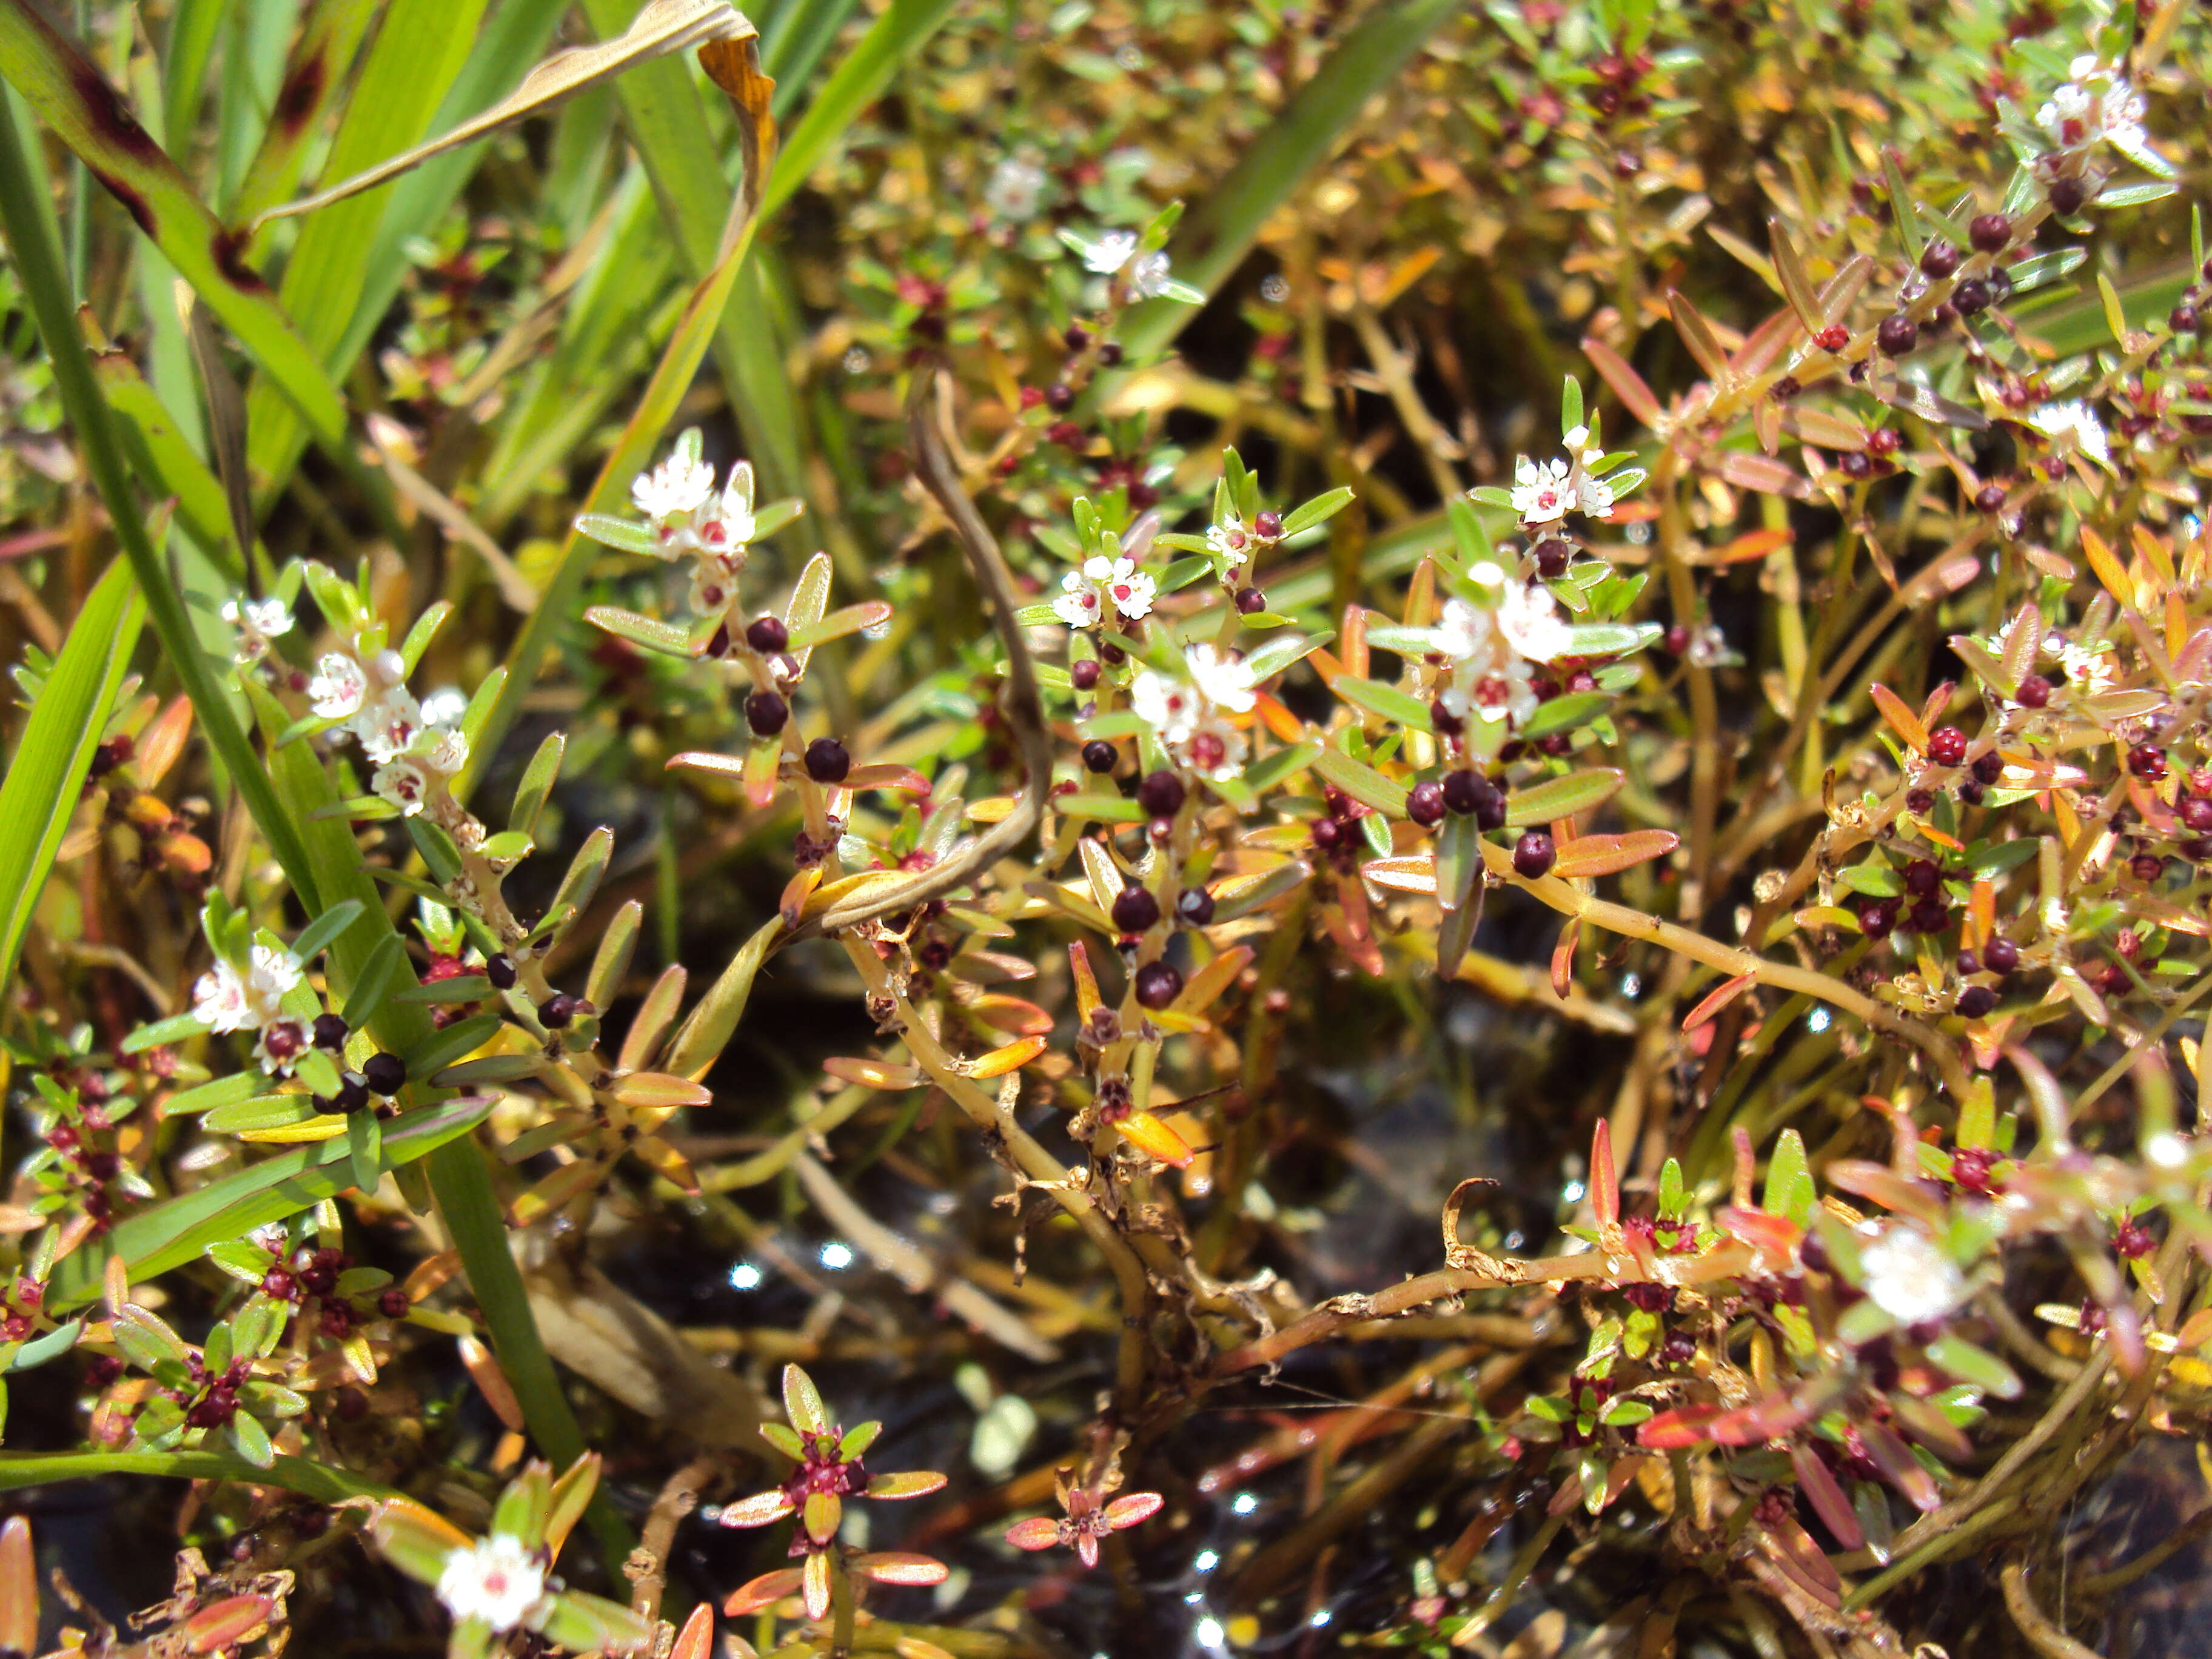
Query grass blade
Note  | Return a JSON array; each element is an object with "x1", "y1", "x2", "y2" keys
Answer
[
  {"x1": 1118, "y1": 0, "x2": 1457, "y2": 359},
  {"x1": 0, "y1": 1449, "x2": 399, "y2": 1504},
  {"x1": 0, "y1": 558, "x2": 144, "y2": 993}
]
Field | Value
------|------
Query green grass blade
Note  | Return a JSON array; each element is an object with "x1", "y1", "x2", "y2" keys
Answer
[
  {"x1": 1118, "y1": 0, "x2": 1458, "y2": 359},
  {"x1": 0, "y1": 99, "x2": 322, "y2": 908},
  {"x1": 759, "y1": 0, "x2": 956, "y2": 221},
  {"x1": 0, "y1": 558, "x2": 144, "y2": 994},
  {"x1": 238, "y1": 0, "x2": 493, "y2": 496},
  {"x1": 461, "y1": 38, "x2": 777, "y2": 793},
  {"x1": 0, "y1": 1449, "x2": 400, "y2": 1503},
  {"x1": 157, "y1": 0, "x2": 226, "y2": 153},
  {"x1": 223, "y1": 0, "x2": 381, "y2": 224},
  {"x1": 759, "y1": 0, "x2": 861, "y2": 119},
  {"x1": 0, "y1": 0, "x2": 351, "y2": 449},
  {"x1": 46, "y1": 1098, "x2": 494, "y2": 1304}
]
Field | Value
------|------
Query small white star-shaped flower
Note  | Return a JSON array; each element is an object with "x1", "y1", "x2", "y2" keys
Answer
[
  {"x1": 1083, "y1": 230, "x2": 1139, "y2": 276},
  {"x1": 437, "y1": 1533, "x2": 551, "y2": 1634},
  {"x1": 1510, "y1": 457, "x2": 1574, "y2": 526},
  {"x1": 1053, "y1": 555, "x2": 1156, "y2": 629},
  {"x1": 2026, "y1": 401, "x2": 2111, "y2": 470},
  {"x1": 631, "y1": 449, "x2": 716, "y2": 523},
  {"x1": 307, "y1": 654, "x2": 368, "y2": 721}
]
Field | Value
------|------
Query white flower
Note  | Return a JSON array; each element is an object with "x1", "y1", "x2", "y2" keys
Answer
[
  {"x1": 1127, "y1": 251, "x2": 1172, "y2": 299},
  {"x1": 1429, "y1": 598, "x2": 1540, "y2": 729},
  {"x1": 1496, "y1": 583, "x2": 1573, "y2": 665},
  {"x1": 252, "y1": 1016, "x2": 310, "y2": 1077},
  {"x1": 1575, "y1": 471, "x2": 1615, "y2": 518},
  {"x1": 1181, "y1": 715, "x2": 1248, "y2": 780},
  {"x1": 1205, "y1": 515, "x2": 1253, "y2": 571},
  {"x1": 985, "y1": 156, "x2": 1046, "y2": 221},
  {"x1": 694, "y1": 464, "x2": 757, "y2": 555},
  {"x1": 192, "y1": 960, "x2": 254, "y2": 1034},
  {"x1": 1130, "y1": 668, "x2": 1202, "y2": 746},
  {"x1": 350, "y1": 688, "x2": 426, "y2": 764},
  {"x1": 1185, "y1": 643, "x2": 1256, "y2": 714},
  {"x1": 1857, "y1": 1222, "x2": 1970, "y2": 1326},
  {"x1": 220, "y1": 596, "x2": 293, "y2": 663},
  {"x1": 1686, "y1": 625, "x2": 1728, "y2": 669},
  {"x1": 2036, "y1": 58, "x2": 2160, "y2": 172},
  {"x1": 247, "y1": 944, "x2": 303, "y2": 1004},
  {"x1": 418, "y1": 686, "x2": 469, "y2": 729},
  {"x1": 415, "y1": 726, "x2": 471, "y2": 779},
  {"x1": 2026, "y1": 401, "x2": 2110, "y2": 470},
  {"x1": 631, "y1": 449, "x2": 716, "y2": 523},
  {"x1": 437, "y1": 1533, "x2": 550, "y2": 1634},
  {"x1": 2058, "y1": 637, "x2": 2120, "y2": 696},
  {"x1": 688, "y1": 554, "x2": 743, "y2": 618},
  {"x1": 308, "y1": 654, "x2": 369, "y2": 721},
  {"x1": 1510, "y1": 457, "x2": 1574, "y2": 526},
  {"x1": 1083, "y1": 230, "x2": 1139, "y2": 276},
  {"x1": 372, "y1": 755, "x2": 435, "y2": 816},
  {"x1": 1054, "y1": 555, "x2": 1156, "y2": 629}
]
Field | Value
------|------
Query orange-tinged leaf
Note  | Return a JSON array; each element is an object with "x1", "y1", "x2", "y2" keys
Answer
[
  {"x1": 1969, "y1": 880, "x2": 1994, "y2": 949},
  {"x1": 1704, "y1": 526, "x2": 1793, "y2": 565},
  {"x1": 671, "y1": 1603, "x2": 717, "y2": 1659},
  {"x1": 1341, "y1": 603, "x2": 1369, "y2": 680},
  {"x1": 844, "y1": 763, "x2": 932, "y2": 793},
  {"x1": 967, "y1": 994, "x2": 1054, "y2": 1036},
  {"x1": 1550, "y1": 830, "x2": 1680, "y2": 879},
  {"x1": 723, "y1": 1567, "x2": 802, "y2": 1616},
  {"x1": 1362, "y1": 853, "x2": 1438, "y2": 894},
  {"x1": 823, "y1": 1056, "x2": 925, "y2": 1091},
  {"x1": 968, "y1": 1036, "x2": 1047, "y2": 1079},
  {"x1": 1590, "y1": 1119, "x2": 1618, "y2": 1228},
  {"x1": 1171, "y1": 945, "x2": 1253, "y2": 1016},
  {"x1": 134, "y1": 695, "x2": 195, "y2": 786},
  {"x1": 1867, "y1": 682, "x2": 1929, "y2": 751},
  {"x1": 1550, "y1": 919, "x2": 1577, "y2": 999},
  {"x1": 1683, "y1": 973, "x2": 1755, "y2": 1032},
  {"x1": 1253, "y1": 692, "x2": 1305, "y2": 743},
  {"x1": 629, "y1": 1134, "x2": 700, "y2": 1193},
  {"x1": 778, "y1": 865, "x2": 824, "y2": 928},
  {"x1": 1068, "y1": 941, "x2": 1102, "y2": 1025},
  {"x1": 183, "y1": 1595, "x2": 275, "y2": 1651},
  {"x1": 607, "y1": 1071, "x2": 712, "y2": 1108},
  {"x1": 2081, "y1": 525, "x2": 2135, "y2": 609},
  {"x1": 1581, "y1": 335, "x2": 1662, "y2": 425},
  {"x1": 0, "y1": 1517, "x2": 34, "y2": 1652},
  {"x1": 1114, "y1": 1111, "x2": 1195, "y2": 1168}
]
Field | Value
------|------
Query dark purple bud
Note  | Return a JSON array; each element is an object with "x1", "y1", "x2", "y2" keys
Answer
[{"x1": 805, "y1": 737, "x2": 852, "y2": 783}]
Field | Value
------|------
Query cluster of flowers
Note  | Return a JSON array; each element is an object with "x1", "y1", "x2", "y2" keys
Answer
[{"x1": 626, "y1": 429, "x2": 766, "y2": 626}]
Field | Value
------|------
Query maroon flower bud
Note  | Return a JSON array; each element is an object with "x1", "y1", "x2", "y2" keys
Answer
[
  {"x1": 2014, "y1": 673, "x2": 2050, "y2": 708},
  {"x1": 1407, "y1": 779, "x2": 1447, "y2": 826},
  {"x1": 1098, "y1": 341, "x2": 1124, "y2": 366},
  {"x1": 1866, "y1": 427, "x2": 1901, "y2": 457},
  {"x1": 805, "y1": 737, "x2": 851, "y2": 783},
  {"x1": 1905, "y1": 858, "x2": 1940, "y2": 895},
  {"x1": 2128, "y1": 743, "x2": 2167, "y2": 780},
  {"x1": 485, "y1": 954, "x2": 517, "y2": 990},
  {"x1": 335, "y1": 1073, "x2": 370, "y2": 1113},
  {"x1": 1177, "y1": 886, "x2": 1215, "y2": 926},
  {"x1": 263, "y1": 1266, "x2": 298, "y2": 1301},
  {"x1": 1955, "y1": 948, "x2": 1982, "y2": 977},
  {"x1": 1045, "y1": 383, "x2": 1074, "y2": 412},
  {"x1": 2182, "y1": 797, "x2": 2212, "y2": 833},
  {"x1": 1310, "y1": 817, "x2": 1343, "y2": 850},
  {"x1": 1952, "y1": 278, "x2": 1992, "y2": 316},
  {"x1": 1858, "y1": 899, "x2": 1897, "y2": 939},
  {"x1": 1440, "y1": 770, "x2": 1489, "y2": 818},
  {"x1": 1255, "y1": 510, "x2": 1283, "y2": 538},
  {"x1": 1772, "y1": 375, "x2": 1801, "y2": 402},
  {"x1": 1533, "y1": 538, "x2": 1572, "y2": 578},
  {"x1": 363, "y1": 1053, "x2": 406, "y2": 1096},
  {"x1": 1081, "y1": 740, "x2": 1117, "y2": 775},
  {"x1": 1133, "y1": 961, "x2": 1184, "y2": 1010},
  {"x1": 746, "y1": 615, "x2": 789, "y2": 654},
  {"x1": 1984, "y1": 937, "x2": 2019, "y2": 976},
  {"x1": 1064, "y1": 323, "x2": 1091, "y2": 349},
  {"x1": 1111, "y1": 886, "x2": 1161, "y2": 933},
  {"x1": 1876, "y1": 313, "x2": 1919, "y2": 356},
  {"x1": 1429, "y1": 700, "x2": 1463, "y2": 737},
  {"x1": 378, "y1": 1289, "x2": 411, "y2": 1320},
  {"x1": 1147, "y1": 816, "x2": 1175, "y2": 844},
  {"x1": 1512, "y1": 830, "x2": 1556, "y2": 879},
  {"x1": 1046, "y1": 420, "x2": 1084, "y2": 448},
  {"x1": 2048, "y1": 175, "x2": 2088, "y2": 216},
  {"x1": 1950, "y1": 1147, "x2": 2000, "y2": 1194},
  {"x1": 1908, "y1": 896, "x2": 1949, "y2": 934},
  {"x1": 1070, "y1": 658, "x2": 1101, "y2": 691},
  {"x1": 1926, "y1": 727, "x2": 1968, "y2": 766},
  {"x1": 1664, "y1": 624, "x2": 1689, "y2": 654},
  {"x1": 1136, "y1": 769, "x2": 1185, "y2": 818},
  {"x1": 312, "y1": 1013, "x2": 349, "y2": 1051},
  {"x1": 1956, "y1": 985, "x2": 1997, "y2": 1018},
  {"x1": 538, "y1": 993, "x2": 580, "y2": 1029},
  {"x1": 1841, "y1": 452, "x2": 1873, "y2": 480},
  {"x1": 1969, "y1": 213, "x2": 2011, "y2": 253},
  {"x1": 1657, "y1": 1330, "x2": 1697, "y2": 1367},
  {"x1": 2131, "y1": 853, "x2": 2166, "y2": 883},
  {"x1": 1968, "y1": 752, "x2": 2002, "y2": 787},
  {"x1": 2114, "y1": 1218, "x2": 2156, "y2": 1259},
  {"x1": 1815, "y1": 324, "x2": 1851, "y2": 352},
  {"x1": 1235, "y1": 587, "x2": 1267, "y2": 614},
  {"x1": 1919, "y1": 241, "x2": 1960, "y2": 279},
  {"x1": 745, "y1": 691, "x2": 789, "y2": 737}
]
